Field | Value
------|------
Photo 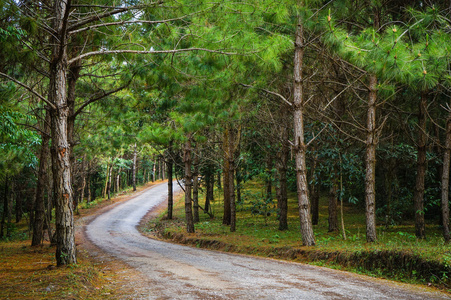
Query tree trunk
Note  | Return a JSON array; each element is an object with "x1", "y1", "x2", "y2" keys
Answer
[
  {"x1": 293, "y1": 15, "x2": 315, "y2": 246},
  {"x1": 266, "y1": 156, "x2": 272, "y2": 201},
  {"x1": 87, "y1": 161, "x2": 92, "y2": 203},
  {"x1": 80, "y1": 155, "x2": 87, "y2": 205},
  {"x1": 107, "y1": 163, "x2": 112, "y2": 200},
  {"x1": 103, "y1": 160, "x2": 110, "y2": 198},
  {"x1": 167, "y1": 158, "x2": 173, "y2": 220},
  {"x1": 205, "y1": 170, "x2": 214, "y2": 214},
  {"x1": 193, "y1": 151, "x2": 200, "y2": 223},
  {"x1": 1, "y1": 177, "x2": 7, "y2": 238},
  {"x1": 222, "y1": 129, "x2": 231, "y2": 225},
  {"x1": 32, "y1": 111, "x2": 51, "y2": 246},
  {"x1": 441, "y1": 100, "x2": 451, "y2": 243},
  {"x1": 49, "y1": 0, "x2": 76, "y2": 265},
  {"x1": 132, "y1": 143, "x2": 137, "y2": 191},
  {"x1": 310, "y1": 151, "x2": 319, "y2": 226},
  {"x1": 236, "y1": 168, "x2": 241, "y2": 207},
  {"x1": 365, "y1": 74, "x2": 378, "y2": 242},
  {"x1": 15, "y1": 189, "x2": 22, "y2": 223},
  {"x1": 217, "y1": 171, "x2": 221, "y2": 189},
  {"x1": 229, "y1": 129, "x2": 236, "y2": 232},
  {"x1": 184, "y1": 137, "x2": 195, "y2": 233},
  {"x1": 116, "y1": 167, "x2": 121, "y2": 193},
  {"x1": 7, "y1": 181, "x2": 12, "y2": 235},
  {"x1": 328, "y1": 181, "x2": 339, "y2": 232},
  {"x1": 414, "y1": 92, "x2": 428, "y2": 239},
  {"x1": 152, "y1": 160, "x2": 156, "y2": 182},
  {"x1": 276, "y1": 110, "x2": 289, "y2": 231}
]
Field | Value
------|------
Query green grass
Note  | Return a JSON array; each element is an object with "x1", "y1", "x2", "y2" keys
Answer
[{"x1": 147, "y1": 179, "x2": 451, "y2": 290}]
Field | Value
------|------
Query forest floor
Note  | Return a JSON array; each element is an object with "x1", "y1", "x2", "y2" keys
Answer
[
  {"x1": 0, "y1": 181, "x2": 165, "y2": 300},
  {"x1": 142, "y1": 180, "x2": 451, "y2": 295}
]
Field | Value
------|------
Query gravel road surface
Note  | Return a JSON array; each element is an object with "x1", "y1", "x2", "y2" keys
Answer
[{"x1": 86, "y1": 182, "x2": 450, "y2": 299}]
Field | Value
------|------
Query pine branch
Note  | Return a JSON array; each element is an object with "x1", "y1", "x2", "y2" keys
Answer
[
  {"x1": 239, "y1": 83, "x2": 292, "y2": 107},
  {"x1": 0, "y1": 72, "x2": 55, "y2": 110},
  {"x1": 69, "y1": 10, "x2": 204, "y2": 35},
  {"x1": 68, "y1": 48, "x2": 251, "y2": 65},
  {"x1": 73, "y1": 81, "x2": 132, "y2": 117},
  {"x1": 67, "y1": 5, "x2": 147, "y2": 31}
]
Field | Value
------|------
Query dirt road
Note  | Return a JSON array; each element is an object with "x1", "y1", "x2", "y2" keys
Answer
[{"x1": 85, "y1": 182, "x2": 449, "y2": 299}]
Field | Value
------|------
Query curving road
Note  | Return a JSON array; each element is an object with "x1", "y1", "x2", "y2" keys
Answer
[{"x1": 86, "y1": 182, "x2": 449, "y2": 299}]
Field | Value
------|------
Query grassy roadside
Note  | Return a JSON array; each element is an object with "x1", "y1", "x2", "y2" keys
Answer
[
  {"x1": 144, "y1": 180, "x2": 451, "y2": 293},
  {"x1": 0, "y1": 181, "x2": 162, "y2": 300}
]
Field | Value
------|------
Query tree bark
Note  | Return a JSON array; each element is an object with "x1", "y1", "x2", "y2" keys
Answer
[
  {"x1": 184, "y1": 137, "x2": 195, "y2": 233},
  {"x1": 414, "y1": 92, "x2": 428, "y2": 239},
  {"x1": 15, "y1": 190, "x2": 22, "y2": 224},
  {"x1": 32, "y1": 111, "x2": 51, "y2": 246},
  {"x1": 442, "y1": 100, "x2": 451, "y2": 243},
  {"x1": 365, "y1": 74, "x2": 378, "y2": 242},
  {"x1": 48, "y1": 0, "x2": 76, "y2": 265},
  {"x1": 107, "y1": 163, "x2": 112, "y2": 200},
  {"x1": 132, "y1": 143, "x2": 137, "y2": 191},
  {"x1": 167, "y1": 142, "x2": 174, "y2": 220},
  {"x1": 293, "y1": 15, "x2": 315, "y2": 246},
  {"x1": 193, "y1": 151, "x2": 200, "y2": 223},
  {"x1": 205, "y1": 170, "x2": 214, "y2": 215},
  {"x1": 229, "y1": 128, "x2": 236, "y2": 232},
  {"x1": 222, "y1": 129, "x2": 231, "y2": 225},
  {"x1": 328, "y1": 181, "x2": 339, "y2": 232},
  {"x1": 276, "y1": 109, "x2": 289, "y2": 231},
  {"x1": 310, "y1": 151, "x2": 319, "y2": 226},
  {"x1": 266, "y1": 156, "x2": 272, "y2": 201}
]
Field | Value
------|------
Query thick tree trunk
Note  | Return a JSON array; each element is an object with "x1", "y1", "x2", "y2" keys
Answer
[
  {"x1": 365, "y1": 74, "x2": 378, "y2": 242},
  {"x1": 328, "y1": 182, "x2": 339, "y2": 232},
  {"x1": 442, "y1": 101, "x2": 451, "y2": 243},
  {"x1": 132, "y1": 143, "x2": 137, "y2": 191},
  {"x1": 414, "y1": 92, "x2": 428, "y2": 239},
  {"x1": 293, "y1": 16, "x2": 315, "y2": 246},
  {"x1": 229, "y1": 129, "x2": 236, "y2": 232},
  {"x1": 32, "y1": 111, "x2": 51, "y2": 246},
  {"x1": 222, "y1": 129, "x2": 231, "y2": 225},
  {"x1": 48, "y1": 0, "x2": 76, "y2": 265},
  {"x1": 184, "y1": 137, "x2": 195, "y2": 233}
]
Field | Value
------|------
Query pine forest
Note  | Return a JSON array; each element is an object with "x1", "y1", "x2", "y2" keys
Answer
[{"x1": 2, "y1": 0, "x2": 451, "y2": 297}]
